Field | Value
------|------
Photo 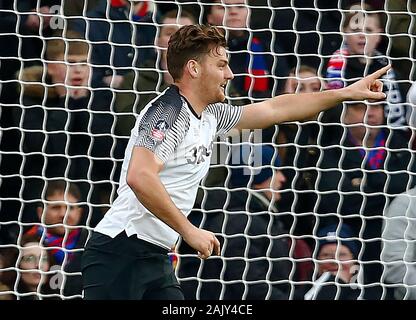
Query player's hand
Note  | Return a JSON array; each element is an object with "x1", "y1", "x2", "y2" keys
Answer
[
  {"x1": 344, "y1": 64, "x2": 391, "y2": 101},
  {"x1": 182, "y1": 226, "x2": 220, "y2": 259}
]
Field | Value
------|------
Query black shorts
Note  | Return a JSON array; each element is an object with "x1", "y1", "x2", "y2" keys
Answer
[{"x1": 81, "y1": 231, "x2": 184, "y2": 300}]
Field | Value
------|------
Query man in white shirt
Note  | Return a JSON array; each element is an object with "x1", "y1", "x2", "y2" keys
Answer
[{"x1": 81, "y1": 24, "x2": 390, "y2": 300}]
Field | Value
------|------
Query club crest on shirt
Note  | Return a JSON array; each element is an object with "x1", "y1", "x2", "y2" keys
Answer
[{"x1": 151, "y1": 119, "x2": 170, "y2": 141}]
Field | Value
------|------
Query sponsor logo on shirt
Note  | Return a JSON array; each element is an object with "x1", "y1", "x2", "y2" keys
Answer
[{"x1": 151, "y1": 120, "x2": 170, "y2": 141}]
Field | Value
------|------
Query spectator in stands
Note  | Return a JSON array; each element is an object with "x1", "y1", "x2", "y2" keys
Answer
[
  {"x1": 0, "y1": 0, "x2": 61, "y2": 104},
  {"x1": 303, "y1": 224, "x2": 361, "y2": 300},
  {"x1": 204, "y1": 0, "x2": 290, "y2": 99},
  {"x1": 2, "y1": 234, "x2": 53, "y2": 300},
  {"x1": 275, "y1": 65, "x2": 326, "y2": 243},
  {"x1": 325, "y1": 5, "x2": 408, "y2": 129},
  {"x1": 277, "y1": 65, "x2": 324, "y2": 157},
  {"x1": 178, "y1": 144, "x2": 310, "y2": 300},
  {"x1": 0, "y1": 0, "x2": 62, "y2": 69},
  {"x1": 15, "y1": 30, "x2": 121, "y2": 224},
  {"x1": 71, "y1": 0, "x2": 159, "y2": 89},
  {"x1": 270, "y1": 1, "x2": 385, "y2": 69},
  {"x1": 382, "y1": 187, "x2": 416, "y2": 300},
  {"x1": 311, "y1": 100, "x2": 416, "y2": 299},
  {"x1": 114, "y1": 9, "x2": 197, "y2": 139},
  {"x1": 25, "y1": 180, "x2": 88, "y2": 299},
  {"x1": 284, "y1": 66, "x2": 324, "y2": 94},
  {"x1": 0, "y1": 0, "x2": 61, "y2": 243}
]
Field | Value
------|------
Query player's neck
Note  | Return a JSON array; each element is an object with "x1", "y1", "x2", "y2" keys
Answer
[{"x1": 173, "y1": 82, "x2": 207, "y2": 116}]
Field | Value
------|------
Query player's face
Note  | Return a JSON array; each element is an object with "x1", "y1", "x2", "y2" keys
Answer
[
  {"x1": 284, "y1": 71, "x2": 323, "y2": 94},
  {"x1": 38, "y1": 191, "x2": 82, "y2": 236},
  {"x1": 198, "y1": 46, "x2": 234, "y2": 104},
  {"x1": 344, "y1": 15, "x2": 381, "y2": 56},
  {"x1": 19, "y1": 243, "x2": 50, "y2": 290}
]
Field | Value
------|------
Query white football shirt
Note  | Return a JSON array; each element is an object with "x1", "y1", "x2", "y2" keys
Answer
[{"x1": 95, "y1": 85, "x2": 243, "y2": 249}]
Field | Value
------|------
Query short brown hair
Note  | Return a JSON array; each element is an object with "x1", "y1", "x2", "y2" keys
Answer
[
  {"x1": 167, "y1": 24, "x2": 226, "y2": 81},
  {"x1": 46, "y1": 30, "x2": 89, "y2": 60}
]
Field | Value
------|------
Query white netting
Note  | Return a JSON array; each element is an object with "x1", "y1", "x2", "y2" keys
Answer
[{"x1": 0, "y1": 0, "x2": 415, "y2": 300}]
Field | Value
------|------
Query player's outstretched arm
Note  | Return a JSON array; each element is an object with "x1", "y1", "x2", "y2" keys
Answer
[
  {"x1": 126, "y1": 146, "x2": 220, "y2": 259},
  {"x1": 235, "y1": 65, "x2": 390, "y2": 130}
]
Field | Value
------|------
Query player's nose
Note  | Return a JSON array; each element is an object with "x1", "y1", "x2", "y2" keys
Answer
[{"x1": 225, "y1": 65, "x2": 234, "y2": 80}]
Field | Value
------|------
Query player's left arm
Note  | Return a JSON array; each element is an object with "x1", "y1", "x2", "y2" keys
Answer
[{"x1": 234, "y1": 65, "x2": 390, "y2": 130}]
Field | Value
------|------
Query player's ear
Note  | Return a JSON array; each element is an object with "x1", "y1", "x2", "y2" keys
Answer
[{"x1": 187, "y1": 60, "x2": 199, "y2": 79}]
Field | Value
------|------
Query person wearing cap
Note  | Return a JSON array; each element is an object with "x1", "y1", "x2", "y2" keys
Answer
[
  {"x1": 312, "y1": 99, "x2": 416, "y2": 299},
  {"x1": 303, "y1": 223, "x2": 361, "y2": 300},
  {"x1": 178, "y1": 144, "x2": 292, "y2": 299}
]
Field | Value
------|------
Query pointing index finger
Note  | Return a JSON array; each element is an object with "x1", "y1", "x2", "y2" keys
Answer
[{"x1": 368, "y1": 64, "x2": 391, "y2": 80}]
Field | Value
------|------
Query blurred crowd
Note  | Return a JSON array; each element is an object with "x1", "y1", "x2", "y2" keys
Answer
[{"x1": 1, "y1": 0, "x2": 416, "y2": 300}]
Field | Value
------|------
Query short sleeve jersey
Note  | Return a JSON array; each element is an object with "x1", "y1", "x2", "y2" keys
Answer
[{"x1": 95, "y1": 85, "x2": 243, "y2": 249}]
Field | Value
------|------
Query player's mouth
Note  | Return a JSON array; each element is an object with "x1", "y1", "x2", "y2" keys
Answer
[{"x1": 220, "y1": 83, "x2": 226, "y2": 91}]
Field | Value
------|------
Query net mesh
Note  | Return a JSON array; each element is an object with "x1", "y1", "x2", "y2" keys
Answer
[{"x1": 0, "y1": 0, "x2": 415, "y2": 300}]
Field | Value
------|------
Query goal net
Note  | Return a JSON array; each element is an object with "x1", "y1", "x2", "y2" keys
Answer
[{"x1": 0, "y1": 0, "x2": 415, "y2": 300}]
